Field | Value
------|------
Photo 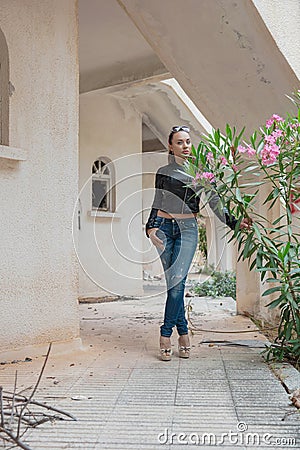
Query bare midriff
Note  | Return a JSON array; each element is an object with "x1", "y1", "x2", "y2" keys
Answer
[{"x1": 157, "y1": 209, "x2": 197, "y2": 219}]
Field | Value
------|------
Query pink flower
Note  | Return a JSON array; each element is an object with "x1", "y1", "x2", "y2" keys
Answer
[
  {"x1": 269, "y1": 143, "x2": 280, "y2": 155},
  {"x1": 272, "y1": 114, "x2": 284, "y2": 122},
  {"x1": 232, "y1": 164, "x2": 238, "y2": 172},
  {"x1": 290, "y1": 122, "x2": 300, "y2": 129},
  {"x1": 207, "y1": 152, "x2": 214, "y2": 162},
  {"x1": 238, "y1": 144, "x2": 255, "y2": 157},
  {"x1": 265, "y1": 135, "x2": 276, "y2": 144},
  {"x1": 238, "y1": 145, "x2": 247, "y2": 153},
  {"x1": 192, "y1": 171, "x2": 215, "y2": 185},
  {"x1": 262, "y1": 152, "x2": 277, "y2": 165},
  {"x1": 264, "y1": 129, "x2": 283, "y2": 144},
  {"x1": 272, "y1": 129, "x2": 284, "y2": 138},
  {"x1": 202, "y1": 172, "x2": 215, "y2": 182},
  {"x1": 220, "y1": 156, "x2": 228, "y2": 166},
  {"x1": 192, "y1": 171, "x2": 204, "y2": 186},
  {"x1": 247, "y1": 146, "x2": 256, "y2": 157},
  {"x1": 266, "y1": 114, "x2": 284, "y2": 129},
  {"x1": 261, "y1": 143, "x2": 280, "y2": 166}
]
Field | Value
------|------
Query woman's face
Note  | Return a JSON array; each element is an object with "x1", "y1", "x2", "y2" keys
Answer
[{"x1": 169, "y1": 131, "x2": 192, "y2": 160}]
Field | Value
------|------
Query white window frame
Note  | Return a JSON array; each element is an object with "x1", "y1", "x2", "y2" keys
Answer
[{"x1": 91, "y1": 157, "x2": 115, "y2": 213}]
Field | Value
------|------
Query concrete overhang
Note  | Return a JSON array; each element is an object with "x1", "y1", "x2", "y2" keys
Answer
[
  {"x1": 104, "y1": 78, "x2": 211, "y2": 150},
  {"x1": 79, "y1": 0, "x2": 169, "y2": 94},
  {"x1": 118, "y1": 0, "x2": 299, "y2": 132}
]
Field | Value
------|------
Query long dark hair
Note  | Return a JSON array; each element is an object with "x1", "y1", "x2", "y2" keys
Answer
[{"x1": 168, "y1": 130, "x2": 175, "y2": 146}]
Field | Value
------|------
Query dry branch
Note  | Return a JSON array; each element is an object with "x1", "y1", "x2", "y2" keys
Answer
[
  {"x1": 291, "y1": 389, "x2": 300, "y2": 409},
  {"x1": 0, "y1": 386, "x2": 4, "y2": 427},
  {"x1": 0, "y1": 343, "x2": 76, "y2": 450}
]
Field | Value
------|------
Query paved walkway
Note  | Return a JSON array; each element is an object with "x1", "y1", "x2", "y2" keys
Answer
[{"x1": 0, "y1": 289, "x2": 299, "y2": 449}]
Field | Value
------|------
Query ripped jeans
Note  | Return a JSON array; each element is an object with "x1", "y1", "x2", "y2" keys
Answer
[{"x1": 154, "y1": 216, "x2": 198, "y2": 337}]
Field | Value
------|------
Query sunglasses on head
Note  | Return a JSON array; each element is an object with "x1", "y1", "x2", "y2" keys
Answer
[{"x1": 171, "y1": 126, "x2": 190, "y2": 133}]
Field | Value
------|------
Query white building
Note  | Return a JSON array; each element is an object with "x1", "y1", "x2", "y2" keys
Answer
[{"x1": 0, "y1": 0, "x2": 299, "y2": 354}]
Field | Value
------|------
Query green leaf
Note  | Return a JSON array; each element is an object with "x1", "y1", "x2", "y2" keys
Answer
[
  {"x1": 262, "y1": 286, "x2": 282, "y2": 296},
  {"x1": 252, "y1": 222, "x2": 262, "y2": 241},
  {"x1": 266, "y1": 296, "x2": 284, "y2": 308},
  {"x1": 214, "y1": 129, "x2": 220, "y2": 147},
  {"x1": 256, "y1": 267, "x2": 278, "y2": 273},
  {"x1": 250, "y1": 258, "x2": 257, "y2": 271},
  {"x1": 226, "y1": 124, "x2": 232, "y2": 141},
  {"x1": 236, "y1": 188, "x2": 242, "y2": 203},
  {"x1": 237, "y1": 126, "x2": 246, "y2": 142},
  {"x1": 243, "y1": 165, "x2": 260, "y2": 172},
  {"x1": 256, "y1": 250, "x2": 263, "y2": 269},
  {"x1": 250, "y1": 130, "x2": 257, "y2": 148},
  {"x1": 243, "y1": 232, "x2": 255, "y2": 259},
  {"x1": 263, "y1": 187, "x2": 280, "y2": 204},
  {"x1": 272, "y1": 215, "x2": 286, "y2": 225},
  {"x1": 282, "y1": 242, "x2": 291, "y2": 258},
  {"x1": 240, "y1": 181, "x2": 264, "y2": 188}
]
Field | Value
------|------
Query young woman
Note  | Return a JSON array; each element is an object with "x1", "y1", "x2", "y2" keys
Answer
[{"x1": 145, "y1": 126, "x2": 250, "y2": 361}]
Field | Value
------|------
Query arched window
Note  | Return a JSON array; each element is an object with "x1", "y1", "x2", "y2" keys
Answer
[
  {"x1": 0, "y1": 27, "x2": 9, "y2": 146},
  {"x1": 91, "y1": 157, "x2": 116, "y2": 212}
]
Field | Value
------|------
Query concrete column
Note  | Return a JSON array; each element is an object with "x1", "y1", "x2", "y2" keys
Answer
[{"x1": 0, "y1": 0, "x2": 80, "y2": 352}]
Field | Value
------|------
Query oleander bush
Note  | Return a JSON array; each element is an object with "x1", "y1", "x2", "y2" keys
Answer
[{"x1": 184, "y1": 90, "x2": 300, "y2": 365}]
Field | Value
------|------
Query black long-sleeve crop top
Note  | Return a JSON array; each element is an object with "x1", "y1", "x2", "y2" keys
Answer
[{"x1": 145, "y1": 160, "x2": 237, "y2": 237}]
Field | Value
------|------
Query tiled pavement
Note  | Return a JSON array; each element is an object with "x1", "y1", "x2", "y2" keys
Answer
[{"x1": 0, "y1": 291, "x2": 299, "y2": 449}]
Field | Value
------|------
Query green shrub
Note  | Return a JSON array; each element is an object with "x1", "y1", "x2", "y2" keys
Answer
[
  {"x1": 197, "y1": 220, "x2": 207, "y2": 259},
  {"x1": 199, "y1": 263, "x2": 215, "y2": 276},
  {"x1": 192, "y1": 270, "x2": 236, "y2": 300}
]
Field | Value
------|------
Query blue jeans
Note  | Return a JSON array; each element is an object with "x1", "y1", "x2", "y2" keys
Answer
[{"x1": 154, "y1": 216, "x2": 198, "y2": 337}]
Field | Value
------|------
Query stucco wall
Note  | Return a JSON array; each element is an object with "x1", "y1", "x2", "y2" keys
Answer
[
  {"x1": 0, "y1": 0, "x2": 79, "y2": 351},
  {"x1": 142, "y1": 151, "x2": 167, "y2": 279},
  {"x1": 253, "y1": 0, "x2": 300, "y2": 79},
  {"x1": 78, "y1": 92, "x2": 143, "y2": 297}
]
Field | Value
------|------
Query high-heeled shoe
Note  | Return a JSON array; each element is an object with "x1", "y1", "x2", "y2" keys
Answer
[
  {"x1": 178, "y1": 345, "x2": 190, "y2": 358},
  {"x1": 160, "y1": 347, "x2": 172, "y2": 361},
  {"x1": 178, "y1": 336, "x2": 191, "y2": 358},
  {"x1": 160, "y1": 337, "x2": 172, "y2": 361}
]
